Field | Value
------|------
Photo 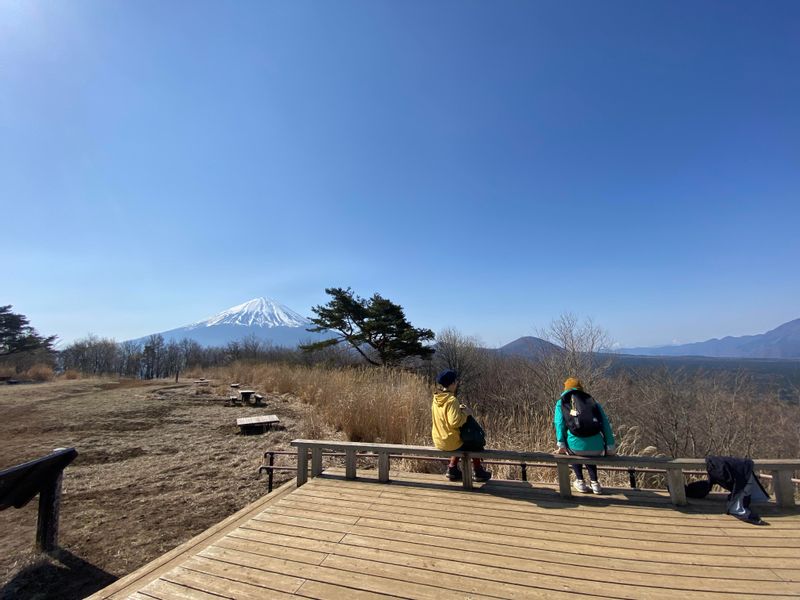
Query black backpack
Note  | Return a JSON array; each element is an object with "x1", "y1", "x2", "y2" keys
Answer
[{"x1": 561, "y1": 391, "x2": 602, "y2": 438}]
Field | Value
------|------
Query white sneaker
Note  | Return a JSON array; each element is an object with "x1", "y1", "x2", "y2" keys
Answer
[
  {"x1": 573, "y1": 479, "x2": 590, "y2": 493},
  {"x1": 590, "y1": 480, "x2": 603, "y2": 494}
]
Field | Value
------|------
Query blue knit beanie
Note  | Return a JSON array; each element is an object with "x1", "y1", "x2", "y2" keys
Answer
[{"x1": 436, "y1": 369, "x2": 458, "y2": 388}]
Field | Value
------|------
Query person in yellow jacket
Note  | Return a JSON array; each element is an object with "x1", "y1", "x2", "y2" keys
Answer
[{"x1": 432, "y1": 369, "x2": 491, "y2": 482}]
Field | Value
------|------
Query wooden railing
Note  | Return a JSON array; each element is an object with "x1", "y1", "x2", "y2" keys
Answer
[
  {"x1": 0, "y1": 447, "x2": 78, "y2": 552},
  {"x1": 289, "y1": 439, "x2": 800, "y2": 508}
]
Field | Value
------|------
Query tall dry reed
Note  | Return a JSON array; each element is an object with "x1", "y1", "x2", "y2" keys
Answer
[{"x1": 196, "y1": 362, "x2": 430, "y2": 444}]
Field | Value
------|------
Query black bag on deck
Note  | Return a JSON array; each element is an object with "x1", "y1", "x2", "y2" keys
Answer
[
  {"x1": 561, "y1": 391, "x2": 602, "y2": 438},
  {"x1": 459, "y1": 415, "x2": 486, "y2": 450}
]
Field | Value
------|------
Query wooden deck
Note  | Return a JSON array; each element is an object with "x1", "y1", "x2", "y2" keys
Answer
[{"x1": 88, "y1": 469, "x2": 800, "y2": 599}]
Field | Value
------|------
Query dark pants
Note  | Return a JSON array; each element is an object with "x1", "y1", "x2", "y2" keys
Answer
[
  {"x1": 571, "y1": 464, "x2": 598, "y2": 482},
  {"x1": 449, "y1": 441, "x2": 485, "y2": 468}
]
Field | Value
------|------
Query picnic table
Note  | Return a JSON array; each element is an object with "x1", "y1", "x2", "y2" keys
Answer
[
  {"x1": 239, "y1": 390, "x2": 255, "y2": 404},
  {"x1": 236, "y1": 415, "x2": 280, "y2": 435}
]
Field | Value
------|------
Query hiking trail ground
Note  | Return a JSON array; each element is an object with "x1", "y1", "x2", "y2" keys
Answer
[{"x1": 0, "y1": 378, "x2": 331, "y2": 600}]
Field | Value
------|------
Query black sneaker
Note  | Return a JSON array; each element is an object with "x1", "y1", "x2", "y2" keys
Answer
[
  {"x1": 446, "y1": 466, "x2": 463, "y2": 481},
  {"x1": 733, "y1": 512, "x2": 767, "y2": 526},
  {"x1": 474, "y1": 466, "x2": 492, "y2": 482}
]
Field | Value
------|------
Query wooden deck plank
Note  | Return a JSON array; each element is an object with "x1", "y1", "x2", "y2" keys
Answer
[
  {"x1": 335, "y1": 532, "x2": 796, "y2": 595},
  {"x1": 263, "y1": 504, "x2": 361, "y2": 525},
  {"x1": 294, "y1": 579, "x2": 407, "y2": 599},
  {"x1": 196, "y1": 545, "x2": 494, "y2": 600},
  {"x1": 229, "y1": 526, "x2": 340, "y2": 554},
  {"x1": 343, "y1": 521, "x2": 788, "y2": 579},
  {"x1": 241, "y1": 518, "x2": 346, "y2": 543},
  {"x1": 310, "y1": 476, "x2": 800, "y2": 528},
  {"x1": 310, "y1": 474, "x2": 799, "y2": 523},
  {"x1": 88, "y1": 470, "x2": 800, "y2": 600},
  {"x1": 179, "y1": 556, "x2": 304, "y2": 595},
  {"x1": 352, "y1": 516, "x2": 800, "y2": 566},
  {"x1": 280, "y1": 492, "x2": 800, "y2": 540},
  {"x1": 300, "y1": 478, "x2": 726, "y2": 521},
  {"x1": 322, "y1": 544, "x2": 796, "y2": 600},
  {"x1": 259, "y1": 502, "x2": 795, "y2": 555},
  {"x1": 319, "y1": 553, "x2": 607, "y2": 600},
  {"x1": 254, "y1": 508, "x2": 790, "y2": 595},
  {"x1": 138, "y1": 579, "x2": 228, "y2": 600},
  {"x1": 345, "y1": 520, "x2": 800, "y2": 569},
  {"x1": 212, "y1": 535, "x2": 329, "y2": 565},
  {"x1": 294, "y1": 481, "x2": 800, "y2": 532},
  {"x1": 161, "y1": 566, "x2": 299, "y2": 600},
  {"x1": 304, "y1": 498, "x2": 800, "y2": 546}
]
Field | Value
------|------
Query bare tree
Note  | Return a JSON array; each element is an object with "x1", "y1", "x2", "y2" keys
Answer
[{"x1": 433, "y1": 328, "x2": 486, "y2": 400}]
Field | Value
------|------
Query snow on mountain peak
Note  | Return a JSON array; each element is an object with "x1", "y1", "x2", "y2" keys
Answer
[{"x1": 192, "y1": 297, "x2": 311, "y2": 329}]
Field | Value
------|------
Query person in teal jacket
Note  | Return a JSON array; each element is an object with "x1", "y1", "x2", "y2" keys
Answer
[{"x1": 554, "y1": 377, "x2": 615, "y2": 494}]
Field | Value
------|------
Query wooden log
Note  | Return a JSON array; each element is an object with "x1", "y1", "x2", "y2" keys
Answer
[
  {"x1": 462, "y1": 453, "x2": 473, "y2": 490},
  {"x1": 296, "y1": 446, "x2": 308, "y2": 487},
  {"x1": 666, "y1": 468, "x2": 687, "y2": 506},
  {"x1": 557, "y1": 461, "x2": 571, "y2": 499},
  {"x1": 36, "y1": 470, "x2": 62, "y2": 552},
  {"x1": 378, "y1": 452, "x2": 390, "y2": 483},
  {"x1": 311, "y1": 447, "x2": 323, "y2": 477},
  {"x1": 345, "y1": 448, "x2": 357, "y2": 480},
  {"x1": 771, "y1": 469, "x2": 796, "y2": 508}
]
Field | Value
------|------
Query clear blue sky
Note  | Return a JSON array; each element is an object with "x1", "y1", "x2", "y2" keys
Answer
[{"x1": 2, "y1": 1, "x2": 799, "y2": 348}]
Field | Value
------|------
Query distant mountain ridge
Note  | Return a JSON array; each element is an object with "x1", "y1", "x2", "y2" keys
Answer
[
  {"x1": 497, "y1": 336, "x2": 563, "y2": 358},
  {"x1": 133, "y1": 297, "x2": 332, "y2": 348},
  {"x1": 497, "y1": 318, "x2": 800, "y2": 361},
  {"x1": 618, "y1": 318, "x2": 800, "y2": 359}
]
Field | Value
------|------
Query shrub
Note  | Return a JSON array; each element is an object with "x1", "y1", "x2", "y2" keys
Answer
[
  {"x1": 62, "y1": 369, "x2": 81, "y2": 380},
  {"x1": 23, "y1": 364, "x2": 54, "y2": 382}
]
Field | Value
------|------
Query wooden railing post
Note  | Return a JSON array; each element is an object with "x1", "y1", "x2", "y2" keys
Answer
[
  {"x1": 666, "y1": 468, "x2": 687, "y2": 506},
  {"x1": 557, "y1": 461, "x2": 571, "y2": 498},
  {"x1": 296, "y1": 445, "x2": 309, "y2": 487},
  {"x1": 345, "y1": 448, "x2": 357, "y2": 480},
  {"x1": 267, "y1": 452, "x2": 274, "y2": 493},
  {"x1": 378, "y1": 452, "x2": 390, "y2": 483},
  {"x1": 462, "y1": 453, "x2": 473, "y2": 490},
  {"x1": 772, "y1": 469, "x2": 795, "y2": 508},
  {"x1": 35, "y1": 470, "x2": 62, "y2": 553},
  {"x1": 311, "y1": 447, "x2": 323, "y2": 477}
]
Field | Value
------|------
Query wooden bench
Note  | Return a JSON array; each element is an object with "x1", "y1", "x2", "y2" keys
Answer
[
  {"x1": 289, "y1": 440, "x2": 800, "y2": 508},
  {"x1": 236, "y1": 415, "x2": 280, "y2": 435},
  {"x1": 0, "y1": 447, "x2": 78, "y2": 552}
]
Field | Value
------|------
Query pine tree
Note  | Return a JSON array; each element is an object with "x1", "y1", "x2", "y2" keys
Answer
[
  {"x1": 0, "y1": 305, "x2": 57, "y2": 357},
  {"x1": 300, "y1": 288, "x2": 434, "y2": 366}
]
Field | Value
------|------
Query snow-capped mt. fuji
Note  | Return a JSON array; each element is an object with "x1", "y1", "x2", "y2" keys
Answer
[
  {"x1": 189, "y1": 298, "x2": 310, "y2": 329},
  {"x1": 136, "y1": 297, "x2": 332, "y2": 348}
]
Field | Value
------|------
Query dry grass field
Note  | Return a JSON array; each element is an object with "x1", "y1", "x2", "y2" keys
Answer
[{"x1": 0, "y1": 378, "x2": 333, "y2": 600}]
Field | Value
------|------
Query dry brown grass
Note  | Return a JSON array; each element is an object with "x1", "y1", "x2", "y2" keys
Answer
[
  {"x1": 0, "y1": 377, "x2": 334, "y2": 599},
  {"x1": 21, "y1": 364, "x2": 54, "y2": 382},
  {"x1": 61, "y1": 369, "x2": 82, "y2": 380},
  {"x1": 192, "y1": 363, "x2": 431, "y2": 444}
]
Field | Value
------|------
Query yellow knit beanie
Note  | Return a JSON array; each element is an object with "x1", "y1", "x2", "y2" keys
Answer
[{"x1": 563, "y1": 377, "x2": 583, "y2": 391}]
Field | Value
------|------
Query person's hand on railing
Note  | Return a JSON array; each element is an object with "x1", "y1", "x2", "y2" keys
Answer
[{"x1": 554, "y1": 446, "x2": 568, "y2": 455}]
